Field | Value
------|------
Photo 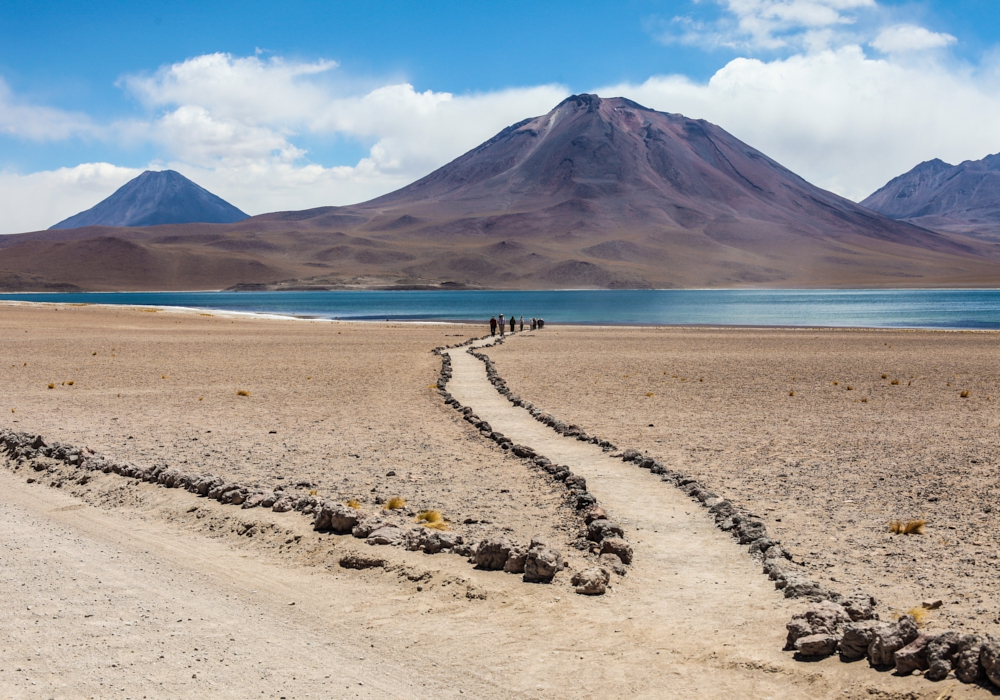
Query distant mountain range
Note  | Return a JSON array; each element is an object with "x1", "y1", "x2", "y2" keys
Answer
[
  {"x1": 3, "y1": 95, "x2": 1000, "y2": 291},
  {"x1": 861, "y1": 154, "x2": 1000, "y2": 239},
  {"x1": 50, "y1": 170, "x2": 248, "y2": 230}
]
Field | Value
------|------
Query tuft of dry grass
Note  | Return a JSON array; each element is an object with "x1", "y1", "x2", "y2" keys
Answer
[
  {"x1": 846, "y1": 385, "x2": 854, "y2": 391},
  {"x1": 92, "y1": 351, "x2": 97, "y2": 356},
  {"x1": 789, "y1": 390, "x2": 796, "y2": 396},
  {"x1": 832, "y1": 381, "x2": 839, "y2": 386},
  {"x1": 384, "y1": 496, "x2": 407, "y2": 510},
  {"x1": 345, "y1": 498, "x2": 362, "y2": 509},
  {"x1": 47, "y1": 383, "x2": 54, "y2": 389},
  {"x1": 861, "y1": 397, "x2": 868, "y2": 403},
  {"x1": 236, "y1": 389, "x2": 251, "y2": 397},
  {"x1": 645, "y1": 392, "x2": 655, "y2": 397},
  {"x1": 66, "y1": 380, "x2": 74, "y2": 386},
  {"x1": 881, "y1": 374, "x2": 888, "y2": 379},
  {"x1": 889, "y1": 519, "x2": 927, "y2": 535},
  {"x1": 904, "y1": 607, "x2": 929, "y2": 626},
  {"x1": 960, "y1": 390, "x2": 970, "y2": 398},
  {"x1": 308, "y1": 489, "x2": 318, "y2": 496},
  {"x1": 198, "y1": 397, "x2": 204, "y2": 401},
  {"x1": 890, "y1": 379, "x2": 900, "y2": 385},
  {"x1": 416, "y1": 510, "x2": 448, "y2": 529}
]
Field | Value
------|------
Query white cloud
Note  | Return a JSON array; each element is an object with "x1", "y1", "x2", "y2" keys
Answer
[
  {"x1": 871, "y1": 24, "x2": 957, "y2": 53},
  {"x1": 0, "y1": 78, "x2": 97, "y2": 141},
  {"x1": 599, "y1": 45, "x2": 1000, "y2": 201},
  {"x1": 661, "y1": 0, "x2": 876, "y2": 51},
  {"x1": 0, "y1": 163, "x2": 140, "y2": 234}
]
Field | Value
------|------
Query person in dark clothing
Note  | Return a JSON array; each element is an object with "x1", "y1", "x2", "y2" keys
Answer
[
  {"x1": 489, "y1": 316, "x2": 497, "y2": 336},
  {"x1": 538, "y1": 318, "x2": 544, "y2": 329},
  {"x1": 509, "y1": 315, "x2": 515, "y2": 333}
]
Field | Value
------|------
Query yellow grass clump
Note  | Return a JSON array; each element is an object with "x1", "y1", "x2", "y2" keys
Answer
[
  {"x1": 861, "y1": 397, "x2": 868, "y2": 403},
  {"x1": 308, "y1": 489, "x2": 318, "y2": 496},
  {"x1": 846, "y1": 385, "x2": 854, "y2": 391},
  {"x1": 346, "y1": 498, "x2": 362, "y2": 509},
  {"x1": 47, "y1": 383, "x2": 54, "y2": 389},
  {"x1": 904, "y1": 607, "x2": 929, "y2": 626},
  {"x1": 66, "y1": 380, "x2": 74, "y2": 386},
  {"x1": 890, "y1": 379, "x2": 900, "y2": 385},
  {"x1": 789, "y1": 390, "x2": 796, "y2": 396},
  {"x1": 645, "y1": 392, "x2": 655, "y2": 397},
  {"x1": 416, "y1": 510, "x2": 448, "y2": 530},
  {"x1": 889, "y1": 519, "x2": 927, "y2": 535},
  {"x1": 881, "y1": 374, "x2": 888, "y2": 379},
  {"x1": 236, "y1": 389, "x2": 251, "y2": 397},
  {"x1": 832, "y1": 381, "x2": 839, "y2": 386},
  {"x1": 384, "y1": 496, "x2": 407, "y2": 510},
  {"x1": 92, "y1": 351, "x2": 97, "y2": 356},
  {"x1": 960, "y1": 390, "x2": 970, "y2": 398}
]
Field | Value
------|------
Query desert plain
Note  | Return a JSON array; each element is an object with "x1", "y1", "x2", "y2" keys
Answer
[{"x1": 1, "y1": 302, "x2": 998, "y2": 699}]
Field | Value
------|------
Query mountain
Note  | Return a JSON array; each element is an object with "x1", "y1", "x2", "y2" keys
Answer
[
  {"x1": 4, "y1": 94, "x2": 1000, "y2": 291},
  {"x1": 50, "y1": 170, "x2": 249, "y2": 230},
  {"x1": 861, "y1": 155, "x2": 1000, "y2": 238}
]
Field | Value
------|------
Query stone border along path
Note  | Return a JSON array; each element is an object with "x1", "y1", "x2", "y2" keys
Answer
[{"x1": 448, "y1": 331, "x2": 1000, "y2": 690}]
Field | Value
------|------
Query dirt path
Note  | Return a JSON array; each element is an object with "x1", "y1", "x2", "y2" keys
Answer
[{"x1": 444, "y1": 335, "x2": 981, "y2": 698}]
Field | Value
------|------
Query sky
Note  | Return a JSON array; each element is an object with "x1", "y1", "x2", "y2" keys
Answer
[{"x1": 2, "y1": 0, "x2": 1000, "y2": 233}]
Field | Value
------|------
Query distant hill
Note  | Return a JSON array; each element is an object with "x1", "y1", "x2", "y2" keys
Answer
[
  {"x1": 862, "y1": 154, "x2": 1000, "y2": 239},
  {"x1": 4, "y1": 95, "x2": 1000, "y2": 291},
  {"x1": 50, "y1": 170, "x2": 249, "y2": 230}
]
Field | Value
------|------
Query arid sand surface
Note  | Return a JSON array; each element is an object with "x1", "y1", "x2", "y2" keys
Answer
[
  {"x1": 488, "y1": 325, "x2": 1000, "y2": 634},
  {"x1": 1, "y1": 304, "x2": 995, "y2": 698}
]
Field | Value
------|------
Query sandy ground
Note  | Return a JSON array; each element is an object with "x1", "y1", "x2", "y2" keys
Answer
[
  {"x1": 487, "y1": 325, "x2": 1000, "y2": 635},
  {"x1": 1, "y1": 304, "x2": 994, "y2": 698}
]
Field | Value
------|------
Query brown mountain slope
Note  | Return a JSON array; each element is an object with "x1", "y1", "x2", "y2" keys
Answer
[{"x1": 4, "y1": 94, "x2": 1000, "y2": 291}]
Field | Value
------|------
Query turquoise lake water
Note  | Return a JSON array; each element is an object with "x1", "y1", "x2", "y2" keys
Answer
[{"x1": 2, "y1": 289, "x2": 1000, "y2": 329}]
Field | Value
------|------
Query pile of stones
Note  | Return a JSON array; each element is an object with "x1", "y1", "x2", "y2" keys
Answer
[{"x1": 786, "y1": 601, "x2": 1000, "y2": 687}]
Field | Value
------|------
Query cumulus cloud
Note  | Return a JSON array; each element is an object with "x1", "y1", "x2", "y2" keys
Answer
[
  {"x1": 871, "y1": 24, "x2": 957, "y2": 53},
  {"x1": 599, "y1": 45, "x2": 1000, "y2": 201},
  {"x1": 658, "y1": 0, "x2": 876, "y2": 51},
  {"x1": 0, "y1": 163, "x2": 140, "y2": 233}
]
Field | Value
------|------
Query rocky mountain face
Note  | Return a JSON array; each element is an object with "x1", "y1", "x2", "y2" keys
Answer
[
  {"x1": 862, "y1": 155, "x2": 1000, "y2": 238},
  {"x1": 50, "y1": 170, "x2": 248, "y2": 230},
  {"x1": 4, "y1": 95, "x2": 1000, "y2": 291}
]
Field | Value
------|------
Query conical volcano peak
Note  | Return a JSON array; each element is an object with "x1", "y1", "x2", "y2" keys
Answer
[{"x1": 50, "y1": 169, "x2": 248, "y2": 230}]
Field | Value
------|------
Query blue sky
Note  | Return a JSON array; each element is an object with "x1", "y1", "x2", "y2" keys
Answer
[{"x1": 2, "y1": 0, "x2": 1000, "y2": 232}]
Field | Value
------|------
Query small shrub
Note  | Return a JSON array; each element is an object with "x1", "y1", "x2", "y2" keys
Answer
[
  {"x1": 680, "y1": 377, "x2": 687, "y2": 382},
  {"x1": 846, "y1": 386, "x2": 854, "y2": 391},
  {"x1": 890, "y1": 379, "x2": 900, "y2": 385},
  {"x1": 645, "y1": 392, "x2": 655, "y2": 397},
  {"x1": 881, "y1": 374, "x2": 888, "y2": 379},
  {"x1": 861, "y1": 397, "x2": 868, "y2": 403},
  {"x1": 416, "y1": 510, "x2": 447, "y2": 529},
  {"x1": 47, "y1": 383, "x2": 54, "y2": 389},
  {"x1": 699, "y1": 378, "x2": 704, "y2": 382},
  {"x1": 947, "y1": 382, "x2": 951, "y2": 387},
  {"x1": 832, "y1": 381, "x2": 839, "y2": 386},
  {"x1": 789, "y1": 390, "x2": 796, "y2": 396},
  {"x1": 346, "y1": 498, "x2": 362, "y2": 509},
  {"x1": 908, "y1": 380, "x2": 912, "y2": 386},
  {"x1": 236, "y1": 389, "x2": 251, "y2": 397},
  {"x1": 198, "y1": 397, "x2": 204, "y2": 401},
  {"x1": 308, "y1": 489, "x2": 318, "y2": 496},
  {"x1": 66, "y1": 380, "x2": 74, "y2": 386},
  {"x1": 384, "y1": 496, "x2": 407, "y2": 510},
  {"x1": 904, "y1": 607, "x2": 929, "y2": 627},
  {"x1": 92, "y1": 351, "x2": 97, "y2": 356},
  {"x1": 889, "y1": 519, "x2": 926, "y2": 535},
  {"x1": 161, "y1": 375, "x2": 168, "y2": 379},
  {"x1": 960, "y1": 390, "x2": 970, "y2": 398}
]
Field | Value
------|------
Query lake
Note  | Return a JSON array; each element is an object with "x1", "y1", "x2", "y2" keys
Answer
[{"x1": 2, "y1": 289, "x2": 1000, "y2": 329}]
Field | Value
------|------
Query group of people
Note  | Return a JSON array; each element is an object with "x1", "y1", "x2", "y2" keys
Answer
[{"x1": 488, "y1": 314, "x2": 544, "y2": 336}]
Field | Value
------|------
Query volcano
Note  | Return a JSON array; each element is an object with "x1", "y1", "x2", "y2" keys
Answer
[
  {"x1": 4, "y1": 94, "x2": 1000, "y2": 291},
  {"x1": 861, "y1": 154, "x2": 1000, "y2": 239},
  {"x1": 50, "y1": 170, "x2": 248, "y2": 230}
]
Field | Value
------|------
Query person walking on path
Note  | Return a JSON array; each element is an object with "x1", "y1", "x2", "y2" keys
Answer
[
  {"x1": 509, "y1": 315, "x2": 516, "y2": 333},
  {"x1": 519, "y1": 316, "x2": 524, "y2": 331},
  {"x1": 489, "y1": 316, "x2": 497, "y2": 336},
  {"x1": 530, "y1": 317, "x2": 536, "y2": 330},
  {"x1": 499, "y1": 314, "x2": 505, "y2": 336}
]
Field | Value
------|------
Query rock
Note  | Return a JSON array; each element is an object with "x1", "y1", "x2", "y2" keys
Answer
[
  {"x1": 895, "y1": 633, "x2": 932, "y2": 675},
  {"x1": 584, "y1": 506, "x2": 608, "y2": 524},
  {"x1": 475, "y1": 537, "x2": 514, "y2": 570},
  {"x1": 564, "y1": 474, "x2": 587, "y2": 491},
  {"x1": 923, "y1": 599, "x2": 943, "y2": 610},
  {"x1": 598, "y1": 553, "x2": 627, "y2": 576},
  {"x1": 621, "y1": 449, "x2": 641, "y2": 462},
  {"x1": 423, "y1": 530, "x2": 463, "y2": 554},
  {"x1": 794, "y1": 634, "x2": 840, "y2": 657},
  {"x1": 351, "y1": 518, "x2": 385, "y2": 539},
  {"x1": 925, "y1": 630, "x2": 961, "y2": 681},
  {"x1": 587, "y1": 520, "x2": 624, "y2": 542},
  {"x1": 259, "y1": 492, "x2": 277, "y2": 508},
  {"x1": 366, "y1": 525, "x2": 404, "y2": 546},
  {"x1": 271, "y1": 496, "x2": 295, "y2": 513},
  {"x1": 314, "y1": 503, "x2": 361, "y2": 533},
  {"x1": 523, "y1": 542, "x2": 563, "y2": 583},
  {"x1": 404, "y1": 528, "x2": 427, "y2": 551},
  {"x1": 783, "y1": 577, "x2": 840, "y2": 603},
  {"x1": 763, "y1": 545, "x2": 791, "y2": 562},
  {"x1": 955, "y1": 634, "x2": 985, "y2": 684},
  {"x1": 785, "y1": 601, "x2": 850, "y2": 650},
  {"x1": 599, "y1": 537, "x2": 633, "y2": 566},
  {"x1": 840, "y1": 592, "x2": 877, "y2": 621},
  {"x1": 575, "y1": 492, "x2": 597, "y2": 510},
  {"x1": 207, "y1": 483, "x2": 230, "y2": 500},
  {"x1": 241, "y1": 493, "x2": 265, "y2": 509},
  {"x1": 503, "y1": 546, "x2": 527, "y2": 574},
  {"x1": 981, "y1": 635, "x2": 1000, "y2": 688},
  {"x1": 748, "y1": 538, "x2": 778, "y2": 557},
  {"x1": 868, "y1": 615, "x2": 919, "y2": 667},
  {"x1": 338, "y1": 552, "x2": 386, "y2": 569},
  {"x1": 840, "y1": 620, "x2": 882, "y2": 661},
  {"x1": 571, "y1": 567, "x2": 610, "y2": 595}
]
